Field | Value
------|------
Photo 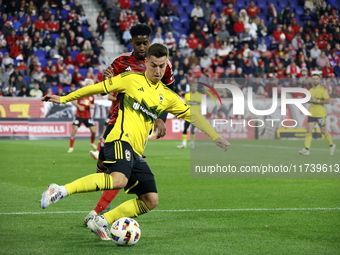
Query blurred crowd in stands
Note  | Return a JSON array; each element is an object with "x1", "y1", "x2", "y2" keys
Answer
[{"x1": 0, "y1": 0, "x2": 340, "y2": 99}]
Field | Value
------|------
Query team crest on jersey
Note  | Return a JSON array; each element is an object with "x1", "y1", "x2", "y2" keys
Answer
[
  {"x1": 159, "y1": 94, "x2": 164, "y2": 103},
  {"x1": 125, "y1": 149, "x2": 131, "y2": 161}
]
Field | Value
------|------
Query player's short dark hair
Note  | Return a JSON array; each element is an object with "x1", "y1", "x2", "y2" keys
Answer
[
  {"x1": 129, "y1": 23, "x2": 152, "y2": 38},
  {"x1": 146, "y1": 43, "x2": 169, "y2": 59}
]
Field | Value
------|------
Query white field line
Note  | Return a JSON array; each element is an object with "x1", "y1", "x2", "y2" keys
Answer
[
  {"x1": 1, "y1": 207, "x2": 339, "y2": 215},
  {"x1": 240, "y1": 144, "x2": 332, "y2": 151}
]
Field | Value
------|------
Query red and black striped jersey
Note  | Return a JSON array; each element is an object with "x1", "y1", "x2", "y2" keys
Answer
[{"x1": 107, "y1": 51, "x2": 174, "y2": 125}]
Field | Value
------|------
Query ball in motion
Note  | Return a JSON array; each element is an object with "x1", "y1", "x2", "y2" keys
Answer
[{"x1": 110, "y1": 217, "x2": 141, "y2": 246}]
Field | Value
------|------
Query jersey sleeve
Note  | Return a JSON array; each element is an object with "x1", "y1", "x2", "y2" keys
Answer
[{"x1": 60, "y1": 75, "x2": 127, "y2": 104}]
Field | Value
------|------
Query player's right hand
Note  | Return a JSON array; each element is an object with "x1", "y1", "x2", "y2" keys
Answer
[
  {"x1": 214, "y1": 137, "x2": 231, "y2": 152},
  {"x1": 41, "y1": 95, "x2": 61, "y2": 104},
  {"x1": 104, "y1": 66, "x2": 114, "y2": 79}
]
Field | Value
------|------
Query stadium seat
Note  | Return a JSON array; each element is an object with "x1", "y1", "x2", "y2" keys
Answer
[
  {"x1": 34, "y1": 50, "x2": 46, "y2": 62},
  {"x1": 295, "y1": 7, "x2": 305, "y2": 17},
  {"x1": 61, "y1": 10, "x2": 69, "y2": 20},
  {"x1": 50, "y1": 33, "x2": 59, "y2": 43},
  {"x1": 172, "y1": 21, "x2": 182, "y2": 30},
  {"x1": 79, "y1": 68, "x2": 88, "y2": 78},
  {"x1": 181, "y1": 0, "x2": 190, "y2": 6},
  {"x1": 30, "y1": 16, "x2": 38, "y2": 22},
  {"x1": 179, "y1": 13, "x2": 189, "y2": 23},
  {"x1": 277, "y1": 0, "x2": 288, "y2": 7},
  {"x1": 215, "y1": 66, "x2": 225, "y2": 78},
  {"x1": 257, "y1": 0, "x2": 267, "y2": 9},
  {"x1": 192, "y1": 66, "x2": 202, "y2": 78},
  {"x1": 70, "y1": 50, "x2": 80, "y2": 61},
  {"x1": 184, "y1": 5, "x2": 194, "y2": 14}
]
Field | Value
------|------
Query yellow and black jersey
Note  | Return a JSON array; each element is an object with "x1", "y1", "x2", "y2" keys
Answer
[
  {"x1": 61, "y1": 72, "x2": 188, "y2": 155},
  {"x1": 309, "y1": 85, "x2": 330, "y2": 118},
  {"x1": 184, "y1": 91, "x2": 202, "y2": 113}
]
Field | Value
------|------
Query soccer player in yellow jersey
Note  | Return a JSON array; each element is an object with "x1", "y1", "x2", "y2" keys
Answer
[
  {"x1": 40, "y1": 43, "x2": 230, "y2": 241},
  {"x1": 177, "y1": 82, "x2": 202, "y2": 149},
  {"x1": 299, "y1": 72, "x2": 336, "y2": 156}
]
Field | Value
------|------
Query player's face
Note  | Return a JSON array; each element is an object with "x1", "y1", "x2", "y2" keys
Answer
[
  {"x1": 312, "y1": 75, "x2": 320, "y2": 86},
  {"x1": 131, "y1": 36, "x2": 150, "y2": 60},
  {"x1": 145, "y1": 56, "x2": 167, "y2": 84}
]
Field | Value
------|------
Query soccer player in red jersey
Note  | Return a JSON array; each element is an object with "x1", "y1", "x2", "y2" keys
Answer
[
  {"x1": 67, "y1": 78, "x2": 97, "y2": 153},
  {"x1": 85, "y1": 23, "x2": 175, "y2": 224}
]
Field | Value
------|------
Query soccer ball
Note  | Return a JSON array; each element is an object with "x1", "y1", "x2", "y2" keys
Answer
[{"x1": 110, "y1": 217, "x2": 141, "y2": 246}]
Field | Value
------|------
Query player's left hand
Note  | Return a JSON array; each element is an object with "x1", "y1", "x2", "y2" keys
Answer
[
  {"x1": 310, "y1": 97, "x2": 317, "y2": 103},
  {"x1": 154, "y1": 118, "x2": 166, "y2": 139},
  {"x1": 214, "y1": 137, "x2": 231, "y2": 152},
  {"x1": 41, "y1": 95, "x2": 61, "y2": 103}
]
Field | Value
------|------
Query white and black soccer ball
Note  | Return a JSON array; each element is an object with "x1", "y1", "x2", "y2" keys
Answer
[{"x1": 110, "y1": 217, "x2": 141, "y2": 246}]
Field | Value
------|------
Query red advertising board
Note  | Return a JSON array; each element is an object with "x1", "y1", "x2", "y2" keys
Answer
[
  {"x1": 0, "y1": 120, "x2": 98, "y2": 138},
  {"x1": 0, "y1": 98, "x2": 43, "y2": 118}
]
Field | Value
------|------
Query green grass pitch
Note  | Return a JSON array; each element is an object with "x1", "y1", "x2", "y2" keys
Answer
[{"x1": 0, "y1": 139, "x2": 339, "y2": 255}]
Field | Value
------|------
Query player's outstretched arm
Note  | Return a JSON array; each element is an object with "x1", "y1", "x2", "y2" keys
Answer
[{"x1": 41, "y1": 95, "x2": 61, "y2": 103}]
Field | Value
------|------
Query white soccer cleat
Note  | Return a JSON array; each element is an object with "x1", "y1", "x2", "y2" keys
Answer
[
  {"x1": 87, "y1": 215, "x2": 112, "y2": 241},
  {"x1": 83, "y1": 210, "x2": 97, "y2": 226},
  {"x1": 330, "y1": 144, "x2": 336, "y2": 156},
  {"x1": 89, "y1": 150, "x2": 99, "y2": 160},
  {"x1": 90, "y1": 143, "x2": 97, "y2": 150},
  {"x1": 177, "y1": 145, "x2": 186, "y2": 149},
  {"x1": 67, "y1": 148, "x2": 74, "y2": 153},
  {"x1": 299, "y1": 148, "x2": 310, "y2": 155},
  {"x1": 40, "y1": 184, "x2": 64, "y2": 209}
]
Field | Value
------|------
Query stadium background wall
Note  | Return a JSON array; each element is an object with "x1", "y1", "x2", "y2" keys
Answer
[{"x1": 0, "y1": 98, "x2": 339, "y2": 140}]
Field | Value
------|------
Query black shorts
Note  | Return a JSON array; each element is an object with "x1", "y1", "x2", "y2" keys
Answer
[
  {"x1": 99, "y1": 124, "x2": 114, "y2": 161},
  {"x1": 102, "y1": 140, "x2": 157, "y2": 196},
  {"x1": 307, "y1": 116, "x2": 326, "y2": 127},
  {"x1": 72, "y1": 117, "x2": 94, "y2": 127}
]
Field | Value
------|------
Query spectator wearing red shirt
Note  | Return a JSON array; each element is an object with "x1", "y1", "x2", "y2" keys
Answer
[
  {"x1": 72, "y1": 66, "x2": 84, "y2": 86},
  {"x1": 273, "y1": 25, "x2": 284, "y2": 42},
  {"x1": 119, "y1": 0, "x2": 131, "y2": 9},
  {"x1": 46, "y1": 14, "x2": 60, "y2": 32},
  {"x1": 289, "y1": 18, "x2": 300, "y2": 35},
  {"x1": 75, "y1": 50, "x2": 88, "y2": 68},
  {"x1": 285, "y1": 26, "x2": 295, "y2": 43},
  {"x1": 286, "y1": 61, "x2": 301, "y2": 78},
  {"x1": 67, "y1": 9, "x2": 78, "y2": 22},
  {"x1": 222, "y1": 3, "x2": 235, "y2": 16},
  {"x1": 245, "y1": 1, "x2": 260, "y2": 19},
  {"x1": 233, "y1": 17, "x2": 245, "y2": 34},
  {"x1": 322, "y1": 62, "x2": 335, "y2": 77},
  {"x1": 34, "y1": 15, "x2": 47, "y2": 31},
  {"x1": 6, "y1": 30, "x2": 18, "y2": 48},
  {"x1": 10, "y1": 39, "x2": 23, "y2": 59},
  {"x1": 187, "y1": 33, "x2": 199, "y2": 49}
]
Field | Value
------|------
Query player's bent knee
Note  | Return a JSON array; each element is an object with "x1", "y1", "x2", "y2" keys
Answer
[
  {"x1": 139, "y1": 193, "x2": 158, "y2": 210},
  {"x1": 109, "y1": 172, "x2": 128, "y2": 189}
]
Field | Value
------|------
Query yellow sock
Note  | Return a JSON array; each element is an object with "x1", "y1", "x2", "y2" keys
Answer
[
  {"x1": 191, "y1": 134, "x2": 196, "y2": 141},
  {"x1": 65, "y1": 173, "x2": 113, "y2": 195},
  {"x1": 103, "y1": 198, "x2": 150, "y2": 224},
  {"x1": 324, "y1": 132, "x2": 333, "y2": 146},
  {"x1": 304, "y1": 133, "x2": 312, "y2": 149},
  {"x1": 182, "y1": 134, "x2": 188, "y2": 147}
]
